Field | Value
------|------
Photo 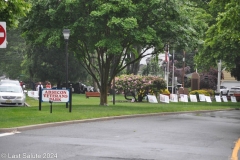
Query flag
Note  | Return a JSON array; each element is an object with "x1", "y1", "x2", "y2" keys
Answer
[
  {"x1": 165, "y1": 50, "x2": 169, "y2": 62},
  {"x1": 164, "y1": 43, "x2": 169, "y2": 62}
]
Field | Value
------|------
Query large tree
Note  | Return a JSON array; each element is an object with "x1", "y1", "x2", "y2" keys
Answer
[
  {"x1": 24, "y1": 45, "x2": 87, "y2": 86},
  {"x1": 22, "y1": 0, "x2": 208, "y2": 105},
  {"x1": 0, "y1": 0, "x2": 30, "y2": 78},
  {"x1": 0, "y1": 29, "x2": 26, "y2": 79},
  {"x1": 195, "y1": 0, "x2": 240, "y2": 79}
]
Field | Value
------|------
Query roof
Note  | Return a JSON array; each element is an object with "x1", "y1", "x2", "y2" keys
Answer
[{"x1": 222, "y1": 70, "x2": 236, "y2": 81}]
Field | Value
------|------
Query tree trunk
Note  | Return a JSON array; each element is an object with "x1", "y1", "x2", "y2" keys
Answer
[
  {"x1": 99, "y1": 85, "x2": 108, "y2": 106},
  {"x1": 93, "y1": 81, "x2": 98, "y2": 92}
]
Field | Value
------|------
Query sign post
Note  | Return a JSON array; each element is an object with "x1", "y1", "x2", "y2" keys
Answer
[
  {"x1": 39, "y1": 89, "x2": 72, "y2": 113},
  {"x1": 0, "y1": 22, "x2": 6, "y2": 48}
]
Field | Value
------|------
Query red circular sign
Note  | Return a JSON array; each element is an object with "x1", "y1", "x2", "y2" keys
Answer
[{"x1": 0, "y1": 25, "x2": 6, "y2": 45}]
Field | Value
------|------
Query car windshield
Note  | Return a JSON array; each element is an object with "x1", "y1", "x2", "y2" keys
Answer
[
  {"x1": 231, "y1": 87, "x2": 240, "y2": 89},
  {"x1": 0, "y1": 86, "x2": 22, "y2": 93},
  {"x1": 0, "y1": 80, "x2": 20, "y2": 85}
]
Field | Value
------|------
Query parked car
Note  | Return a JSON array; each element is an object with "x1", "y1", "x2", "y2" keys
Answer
[
  {"x1": 72, "y1": 82, "x2": 86, "y2": 94},
  {"x1": 229, "y1": 86, "x2": 240, "y2": 95},
  {"x1": 0, "y1": 83, "x2": 26, "y2": 106},
  {"x1": 220, "y1": 86, "x2": 229, "y2": 95},
  {"x1": 0, "y1": 79, "x2": 20, "y2": 86}
]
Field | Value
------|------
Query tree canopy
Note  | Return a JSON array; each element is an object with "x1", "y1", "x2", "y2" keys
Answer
[
  {"x1": 195, "y1": 0, "x2": 240, "y2": 80},
  {"x1": 24, "y1": 45, "x2": 86, "y2": 85},
  {"x1": 21, "y1": 0, "x2": 209, "y2": 105},
  {"x1": 0, "y1": 0, "x2": 30, "y2": 80},
  {"x1": 0, "y1": 29, "x2": 26, "y2": 79},
  {"x1": 0, "y1": 0, "x2": 31, "y2": 28}
]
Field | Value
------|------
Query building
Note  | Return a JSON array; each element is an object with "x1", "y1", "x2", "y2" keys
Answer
[{"x1": 221, "y1": 71, "x2": 240, "y2": 88}]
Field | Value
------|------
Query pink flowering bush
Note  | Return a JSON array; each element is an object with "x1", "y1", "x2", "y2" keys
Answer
[{"x1": 113, "y1": 74, "x2": 166, "y2": 102}]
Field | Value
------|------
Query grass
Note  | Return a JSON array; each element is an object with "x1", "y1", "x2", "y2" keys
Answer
[{"x1": 0, "y1": 94, "x2": 239, "y2": 128}]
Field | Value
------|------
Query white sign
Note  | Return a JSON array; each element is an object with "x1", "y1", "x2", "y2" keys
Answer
[
  {"x1": 170, "y1": 94, "x2": 178, "y2": 102},
  {"x1": 222, "y1": 96, "x2": 228, "y2": 102},
  {"x1": 0, "y1": 22, "x2": 6, "y2": 48},
  {"x1": 231, "y1": 96, "x2": 237, "y2": 102},
  {"x1": 159, "y1": 94, "x2": 169, "y2": 103},
  {"x1": 28, "y1": 91, "x2": 39, "y2": 98},
  {"x1": 180, "y1": 94, "x2": 188, "y2": 102},
  {"x1": 190, "y1": 95, "x2": 198, "y2": 102},
  {"x1": 205, "y1": 96, "x2": 212, "y2": 102},
  {"x1": 147, "y1": 95, "x2": 158, "y2": 103},
  {"x1": 199, "y1": 94, "x2": 205, "y2": 102},
  {"x1": 215, "y1": 95, "x2": 221, "y2": 102},
  {"x1": 41, "y1": 89, "x2": 69, "y2": 102}
]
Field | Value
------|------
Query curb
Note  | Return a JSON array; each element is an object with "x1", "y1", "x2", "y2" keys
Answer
[
  {"x1": 0, "y1": 109, "x2": 236, "y2": 133},
  {"x1": 24, "y1": 102, "x2": 30, "y2": 107}
]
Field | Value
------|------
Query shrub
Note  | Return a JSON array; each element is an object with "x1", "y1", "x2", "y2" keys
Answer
[
  {"x1": 160, "y1": 89, "x2": 170, "y2": 94},
  {"x1": 113, "y1": 74, "x2": 166, "y2": 101},
  {"x1": 189, "y1": 89, "x2": 210, "y2": 96}
]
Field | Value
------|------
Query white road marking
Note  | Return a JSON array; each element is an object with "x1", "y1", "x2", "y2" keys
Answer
[{"x1": 0, "y1": 131, "x2": 21, "y2": 137}]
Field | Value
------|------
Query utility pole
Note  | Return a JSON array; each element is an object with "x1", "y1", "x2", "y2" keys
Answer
[
  {"x1": 165, "y1": 43, "x2": 169, "y2": 90},
  {"x1": 171, "y1": 50, "x2": 175, "y2": 93},
  {"x1": 182, "y1": 50, "x2": 185, "y2": 89},
  {"x1": 217, "y1": 60, "x2": 221, "y2": 94}
]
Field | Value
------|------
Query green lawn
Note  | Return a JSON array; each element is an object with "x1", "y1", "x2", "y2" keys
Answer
[{"x1": 0, "y1": 94, "x2": 239, "y2": 128}]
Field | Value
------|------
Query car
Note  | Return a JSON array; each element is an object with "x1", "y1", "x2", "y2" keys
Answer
[
  {"x1": 0, "y1": 83, "x2": 26, "y2": 106},
  {"x1": 229, "y1": 86, "x2": 240, "y2": 96},
  {"x1": 0, "y1": 79, "x2": 20, "y2": 86},
  {"x1": 71, "y1": 82, "x2": 88, "y2": 94},
  {"x1": 220, "y1": 86, "x2": 229, "y2": 95}
]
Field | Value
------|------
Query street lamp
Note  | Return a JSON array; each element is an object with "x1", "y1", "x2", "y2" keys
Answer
[
  {"x1": 217, "y1": 60, "x2": 221, "y2": 94},
  {"x1": 146, "y1": 58, "x2": 150, "y2": 76},
  {"x1": 62, "y1": 29, "x2": 70, "y2": 108}
]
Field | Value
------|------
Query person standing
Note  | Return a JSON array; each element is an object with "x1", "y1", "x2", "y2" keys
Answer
[
  {"x1": 20, "y1": 81, "x2": 23, "y2": 87},
  {"x1": 36, "y1": 82, "x2": 43, "y2": 99},
  {"x1": 36, "y1": 82, "x2": 43, "y2": 91},
  {"x1": 46, "y1": 82, "x2": 52, "y2": 89}
]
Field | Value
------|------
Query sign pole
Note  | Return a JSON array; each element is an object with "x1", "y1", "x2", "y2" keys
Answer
[
  {"x1": 39, "y1": 87, "x2": 42, "y2": 111},
  {"x1": 69, "y1": 85, "x2": 72, "y2": 112}
]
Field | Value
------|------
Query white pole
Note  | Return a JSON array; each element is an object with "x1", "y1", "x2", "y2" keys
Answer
[
  {"x1": 217, "y1": 60, "x2": 221, "y2": 93},
  {"x1": 171, "y1": 50, "x2": 175, "y2": 93},
  {"x1": 175, "y1": 77, "x2": 177, "y2": 94},
  {"x1": 166, "y1": 44, "x2": 169, "y2": 90}
]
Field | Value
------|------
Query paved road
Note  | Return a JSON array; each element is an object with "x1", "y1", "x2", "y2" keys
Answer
[{"x1": 0, "y1": 110, "x2": 240, "y2": 160}]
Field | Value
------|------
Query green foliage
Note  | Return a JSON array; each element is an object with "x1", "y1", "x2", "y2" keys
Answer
[
  {"x1": 160, "y1": 89, "x2": 170, "y2": 94},
  {"x1": 189, "y1": 89, "x2": 214, "y2": 96},
  {"x1": 20, "y1": 0, "x2": 210, "y2": 105},
  {"x1": 142, "y1": 58, "x2": 163, "y2": 76},
  {"x1": 0, "y1": 29, "x2": 26, "y2": 79},
  {"x1": 196, "y1": 0, "x2": 240, "y2": 80},
  {"x1": 0, "y1": 0, "x2": 31, "y2": 28},
  {"x1": 149, "y1": 77, "x2": 167, "y2": 95},
  {"x1": 24, "y1": 45, "x2": 87, "y2": 85}
]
